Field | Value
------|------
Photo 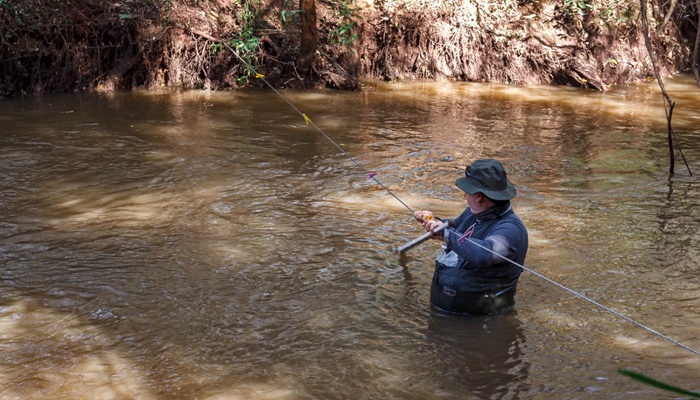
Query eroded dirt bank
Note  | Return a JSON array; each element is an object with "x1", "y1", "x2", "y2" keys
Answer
[{"x1": 0, "y1": 0, "x2": 697, "y2": 96}]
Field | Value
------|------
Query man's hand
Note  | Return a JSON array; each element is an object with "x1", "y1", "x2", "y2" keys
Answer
[
  {"x1": 414, "y1": 210, "x2": 434, "y2": 223},
  {"x1": 414, "y1": 210, "x2": 443, "y2": 239},
  {"x1": 424, "y1": 219, "x2": 445, "y2": 239}
]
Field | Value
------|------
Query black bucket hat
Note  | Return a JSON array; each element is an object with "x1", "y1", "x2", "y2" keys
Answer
[{"x1": 455, "y1": 159, "x2": 516, "y2": 201}]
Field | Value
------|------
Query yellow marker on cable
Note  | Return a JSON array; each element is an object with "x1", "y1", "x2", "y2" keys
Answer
[{"x1": 302, "y1": 113, "x2": 312, "y2": 125}]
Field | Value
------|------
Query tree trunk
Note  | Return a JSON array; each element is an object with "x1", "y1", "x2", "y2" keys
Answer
[{"x1": 298, "y1": 0, "x2": 317, "y2": 79}]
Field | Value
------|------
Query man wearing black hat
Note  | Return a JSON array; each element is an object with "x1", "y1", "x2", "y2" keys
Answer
[{"x1": 414, "y1": 159, "x2": 528, "y2": 315}]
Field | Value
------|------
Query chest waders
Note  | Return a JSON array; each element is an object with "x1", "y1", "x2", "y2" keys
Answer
[{"x1": 430, "y1": 258, "x2": 517, "y2": 315}]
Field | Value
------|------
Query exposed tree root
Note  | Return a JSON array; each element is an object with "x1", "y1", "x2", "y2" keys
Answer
[{"x1": 0, "y1": 0, "x2": 697, "y2": 97}]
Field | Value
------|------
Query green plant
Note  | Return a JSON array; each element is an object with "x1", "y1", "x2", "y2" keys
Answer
[
  {"x1": 230, "y1": 0, "x2": 261, "y2": 84},
  {"x1": 330, "y1": 0, "x2": 359, "y2": 47},
  {"x1": 279, "y1": 9, "x2": 300, "y2": 24},
  {"x1": 599, "y1": 0, "x2": 636, "y2": 26},
  {"x1": 209, "y1": 42, "x2": 223, "y2": 56},
  {"x1": 619, "y1": 369, "x2": 700, "y2": 398},
  {"x1": 279, "y1": 0, "x2": 300, "y2": 25},
  {"x1": 563, "y1": 0, "x2": 590, "y2": 17}
]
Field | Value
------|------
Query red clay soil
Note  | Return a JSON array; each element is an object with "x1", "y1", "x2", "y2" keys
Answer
[{"x1": 0, "y1": 0, "x2": 696, "y2": 96}]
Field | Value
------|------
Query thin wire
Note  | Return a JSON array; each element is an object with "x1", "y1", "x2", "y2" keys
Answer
[
  {"x1": 223, "y1": 42, "x2": 415, "y2": 214},
  {"x1": 222, "y1": 39, "x2": 699, "y2": 358},
  {"x1": 448, "y1": 229, "x2": 700, "y2": 357}
]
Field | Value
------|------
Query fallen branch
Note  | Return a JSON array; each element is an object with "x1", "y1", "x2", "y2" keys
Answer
[
  {"x1": 657, "y1": 0, "x2": 677, "y2": 33},
  {"x1": 640, "y1": 0, "x2": 692, "y2": 176}
]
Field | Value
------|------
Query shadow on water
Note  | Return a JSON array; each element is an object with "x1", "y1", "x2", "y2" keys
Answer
[
  {"x1": 422, "y1": 311, "x2": 529, "y2": 399},
  {"x1": 2, "y1": 78, "x2": 700, "y2": 399}
]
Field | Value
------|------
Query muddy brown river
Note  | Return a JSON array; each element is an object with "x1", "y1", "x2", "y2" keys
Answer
[{"x1": 1, "y1": 77, "x2": 699, "y2": 399}]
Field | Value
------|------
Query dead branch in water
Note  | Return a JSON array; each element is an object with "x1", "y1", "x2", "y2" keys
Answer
[{"x1": 640, "y1": 0, "x2": 692, "y2": 176}]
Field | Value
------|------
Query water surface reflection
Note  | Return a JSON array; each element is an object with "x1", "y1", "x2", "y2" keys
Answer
[
  {"x1": 1, "y1": 77, "x2": 700, "y2": 399},
  {"x1": 423, "y1": 312, "x2": 529, "y2": 398}
]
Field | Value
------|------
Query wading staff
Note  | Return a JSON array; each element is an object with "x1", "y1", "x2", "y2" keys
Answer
[{"x1": 393, "y1": 220, "x2": 449, "y2": 254}]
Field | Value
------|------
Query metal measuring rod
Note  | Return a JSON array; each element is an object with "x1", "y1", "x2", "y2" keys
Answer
[{"x1": 393, "y1": 220, "x2": 449, "y2": 254}]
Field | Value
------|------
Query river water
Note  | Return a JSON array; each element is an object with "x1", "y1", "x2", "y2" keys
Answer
[{"x1": 1, "y1": 76, "x2": 699, "y2": 399}]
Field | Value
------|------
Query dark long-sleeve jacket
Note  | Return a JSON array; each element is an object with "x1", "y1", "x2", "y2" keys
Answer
[{"x1": 431, "y1": 202, "x2": 528, "y2": 314}]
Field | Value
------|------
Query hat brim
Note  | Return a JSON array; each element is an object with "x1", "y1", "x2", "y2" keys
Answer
[{"x1": 455, "y1": 176, "x2": 516, "y2": 201}]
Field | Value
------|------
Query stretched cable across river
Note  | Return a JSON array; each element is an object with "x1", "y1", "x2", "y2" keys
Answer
[{"x1": 220, "y1": 40, "x2": 700, "y2": 358}]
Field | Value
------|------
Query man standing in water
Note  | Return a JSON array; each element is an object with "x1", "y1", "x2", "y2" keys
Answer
[{"x1": 414, "y1": 159, "x2": 528, "y2": 315}]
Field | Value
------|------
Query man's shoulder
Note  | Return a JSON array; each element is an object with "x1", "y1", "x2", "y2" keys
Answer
[{"x1": 498, "y1": 212, "x2": 527, "y2": 230}]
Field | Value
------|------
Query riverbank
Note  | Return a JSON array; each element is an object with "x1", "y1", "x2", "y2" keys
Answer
[{"x1": 0, "y1": 0, "x2": 696, "y2": 96}]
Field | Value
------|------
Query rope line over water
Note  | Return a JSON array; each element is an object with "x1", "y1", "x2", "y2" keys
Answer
[
  {"x1": 223, "y1": 43, "x2": 415, "y2": 214},
  {"x1": 459, "y1": 235, "x2": 700, "y2": 357},
  {"x1": 221, "y1": 41, "x2": 700, "y2": 358}
]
